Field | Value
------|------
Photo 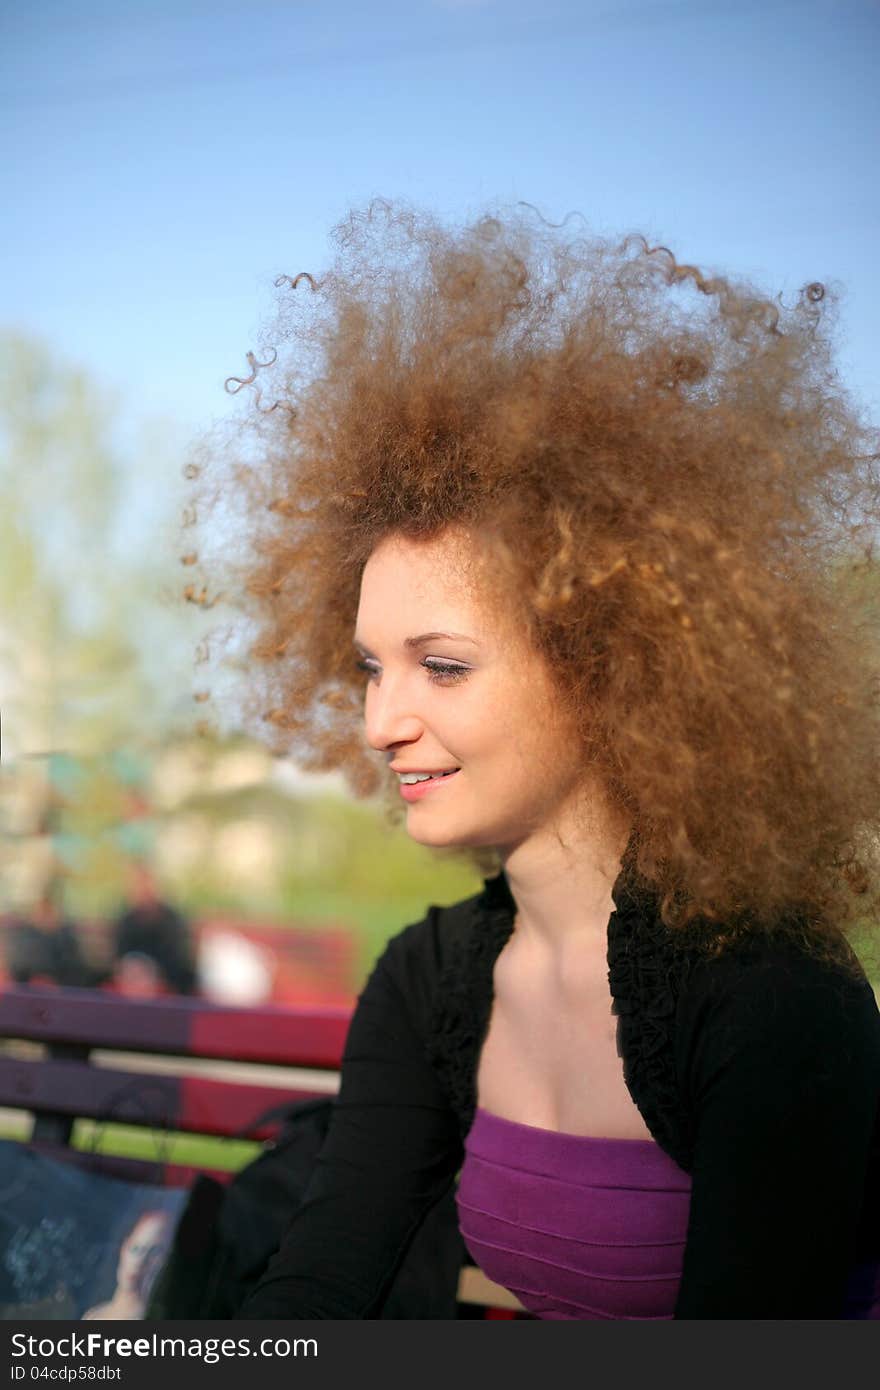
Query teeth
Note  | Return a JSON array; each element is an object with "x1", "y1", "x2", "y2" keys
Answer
[{"x1": 399, "y1": 770, "x2": 458, "y2": 784}]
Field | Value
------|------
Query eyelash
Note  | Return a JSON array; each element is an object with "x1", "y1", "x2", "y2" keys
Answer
[{"x1": 355, "y1": 658, "x2": 471, "y2": 686}]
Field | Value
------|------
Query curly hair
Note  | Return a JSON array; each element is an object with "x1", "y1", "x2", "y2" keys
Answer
[{"x1": 182, "y1": 199, "x2": 880, "y2": 969}]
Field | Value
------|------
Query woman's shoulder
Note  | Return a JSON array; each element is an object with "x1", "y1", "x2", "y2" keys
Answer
[
  {"x1": 377, "y1": 884, "x2": 491, "y2": 973},
  {"x1": 676, "y1": 926, "x2": 880, "y2": 1072},
  {"x1": 364, "y1": 883, "x2": 496, "y2": 1015},
  {"x1": 683, "y1": 925, "x2": 877, "y2": 1000}
]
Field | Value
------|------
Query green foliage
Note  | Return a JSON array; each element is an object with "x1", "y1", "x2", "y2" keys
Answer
[{"x1": 0, "y1": 331, "x2": 190, "y2": 763}]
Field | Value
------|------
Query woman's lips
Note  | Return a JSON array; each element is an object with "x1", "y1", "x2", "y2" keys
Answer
[{"x1": 399, "y1": 769, "x2": 461, "y2": 802}]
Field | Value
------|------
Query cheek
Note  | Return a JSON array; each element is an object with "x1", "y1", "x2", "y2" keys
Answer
[{"x1": 501, "y1": 714, "x2": 578, "y2": 800}]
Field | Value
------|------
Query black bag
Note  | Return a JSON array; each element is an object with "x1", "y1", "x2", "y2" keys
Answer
[{"x1": 145, "y1": 1096, "x2": 466, "y2": 1320}]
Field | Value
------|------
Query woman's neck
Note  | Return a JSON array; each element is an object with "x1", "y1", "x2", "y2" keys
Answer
[{"x1": 499, "y1": 820, "x2": 632, "y2": 955}]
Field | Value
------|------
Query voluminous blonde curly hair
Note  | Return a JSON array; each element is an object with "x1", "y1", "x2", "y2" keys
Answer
[{"x1": 184, "y1": 199, "x2": 880, "y2": 965}]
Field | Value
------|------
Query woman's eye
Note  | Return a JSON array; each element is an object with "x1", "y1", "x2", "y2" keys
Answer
[
  {"x1": 354, "y1": 657, "x2": 469, "y2": 685},
  {"x1": 422, "y1": 659, "x2": 470, "y2": 684}
]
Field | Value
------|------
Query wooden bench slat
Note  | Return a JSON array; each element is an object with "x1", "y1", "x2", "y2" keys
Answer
[
  {"x1": 456, "y1": 1266, "x2": 526, "y2": 1312},
  {"x1": 190, "y1": 1006, "x2": 349, "y2": 1069},
  {"x1": 0, "y1": 984, "x2": 352, "y2": 1069},
  {"x1": 0, "y1": 1055, "x2": 327, "y2": 1138}
]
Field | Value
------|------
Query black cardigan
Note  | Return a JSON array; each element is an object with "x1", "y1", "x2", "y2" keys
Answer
[{"x1": 239, "y1": 861, "x2": 880, "y2": 1319}]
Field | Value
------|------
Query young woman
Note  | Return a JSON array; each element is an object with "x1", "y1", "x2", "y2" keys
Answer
[
  {"x1": 188, "y1": 202, "x2": 880, "y2": 1318},
  {"x1": 82, "y1": 1210, "x2": 174, "y2": 1320}
]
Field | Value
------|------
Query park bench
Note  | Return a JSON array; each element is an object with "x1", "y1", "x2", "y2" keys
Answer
[{"x1": 0, "y1": 982, "x2": 523, "y2": 1318}]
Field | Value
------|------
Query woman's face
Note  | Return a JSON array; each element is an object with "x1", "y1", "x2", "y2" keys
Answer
[
  {"x1": 355, "y1": 528, "x2": 590, "y2": 855},
  {"x1": 116, "y1": 1212, "x2": 170, "y2": 1296}
]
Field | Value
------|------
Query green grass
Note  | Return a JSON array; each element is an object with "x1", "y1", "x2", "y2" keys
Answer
[
  {"x1": 71, "y1": 1120, "x2": 260, "y2": 1172},
  {"x1": 0, "y1": 1115, "x2": 260, "y2": 1175}
]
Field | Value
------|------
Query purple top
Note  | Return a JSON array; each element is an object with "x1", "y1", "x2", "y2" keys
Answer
[{"x1": 455, "y1": 1106, "x2": 880, "y2": 1320}]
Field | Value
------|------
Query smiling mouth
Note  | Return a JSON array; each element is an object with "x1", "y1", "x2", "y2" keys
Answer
[
  {"x1": 398, "y1": 768, "x2": 461, "y2": 797},
  {"x1": 398, "y1": 768, "x2": 460, "y2": 784}
]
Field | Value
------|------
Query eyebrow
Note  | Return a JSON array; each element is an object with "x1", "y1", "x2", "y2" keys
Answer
[{"x1": 353, "y1": 631, "x2": 479, "y2": 657}]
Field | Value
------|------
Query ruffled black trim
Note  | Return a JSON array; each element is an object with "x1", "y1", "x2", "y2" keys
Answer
[
  {"x1": 425, "y1": 834, "x2": 700, "y2": 1168},
  {"x1": 606, "y1": 867, "x2": 698, "y2": 1170},
  {"x1": 424, "y1": 875, "x2": 516, "y2": 1141}
]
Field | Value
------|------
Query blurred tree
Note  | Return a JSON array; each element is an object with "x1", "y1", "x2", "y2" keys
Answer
[
  {"x1": 0, "y1": 332, "x2": 201, "y2": 914},
  {"x1": 0, "y1": 331, "x2": 194, "y2": 761}
]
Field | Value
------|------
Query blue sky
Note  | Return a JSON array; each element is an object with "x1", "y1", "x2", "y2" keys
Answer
[{"x1": 2, "y1": 0, "x2": 878, "y2": 441}]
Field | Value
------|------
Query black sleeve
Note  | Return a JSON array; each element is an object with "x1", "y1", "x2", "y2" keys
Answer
[
  {"x1": 674, "y1": 944, "x2": 880, "y2": 1318},
  {"x1": 236, "y1": 913, "x2": 464, "y2": 1319}
]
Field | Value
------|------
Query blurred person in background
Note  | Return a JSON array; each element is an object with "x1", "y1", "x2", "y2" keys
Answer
[
  {"x1": 190, "y1": 202, "x2": 880, "y2": 1319},
  {"x1": 4, "y1": 883, "x2": 106, "y2": 989},
  {"x1": 110, "y1": 858, "x2": 197, "y2": 997}
]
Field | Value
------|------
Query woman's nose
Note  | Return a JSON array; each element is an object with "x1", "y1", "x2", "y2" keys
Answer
[{"x1": 363, "y1": 675, "x2": 424, "y2": 752}]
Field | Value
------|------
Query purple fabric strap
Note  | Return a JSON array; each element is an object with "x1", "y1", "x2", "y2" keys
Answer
[{"x1": 455, "y1": 1106, "x2": 880, "y2": 1319}]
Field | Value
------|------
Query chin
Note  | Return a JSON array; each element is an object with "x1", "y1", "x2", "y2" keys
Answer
[
  {"x1": 405, "y1": 822, "x2": 462, "y2": 849},
  {"x1": 406, "y1": 816, "x2": 497, "y2": 855}
]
